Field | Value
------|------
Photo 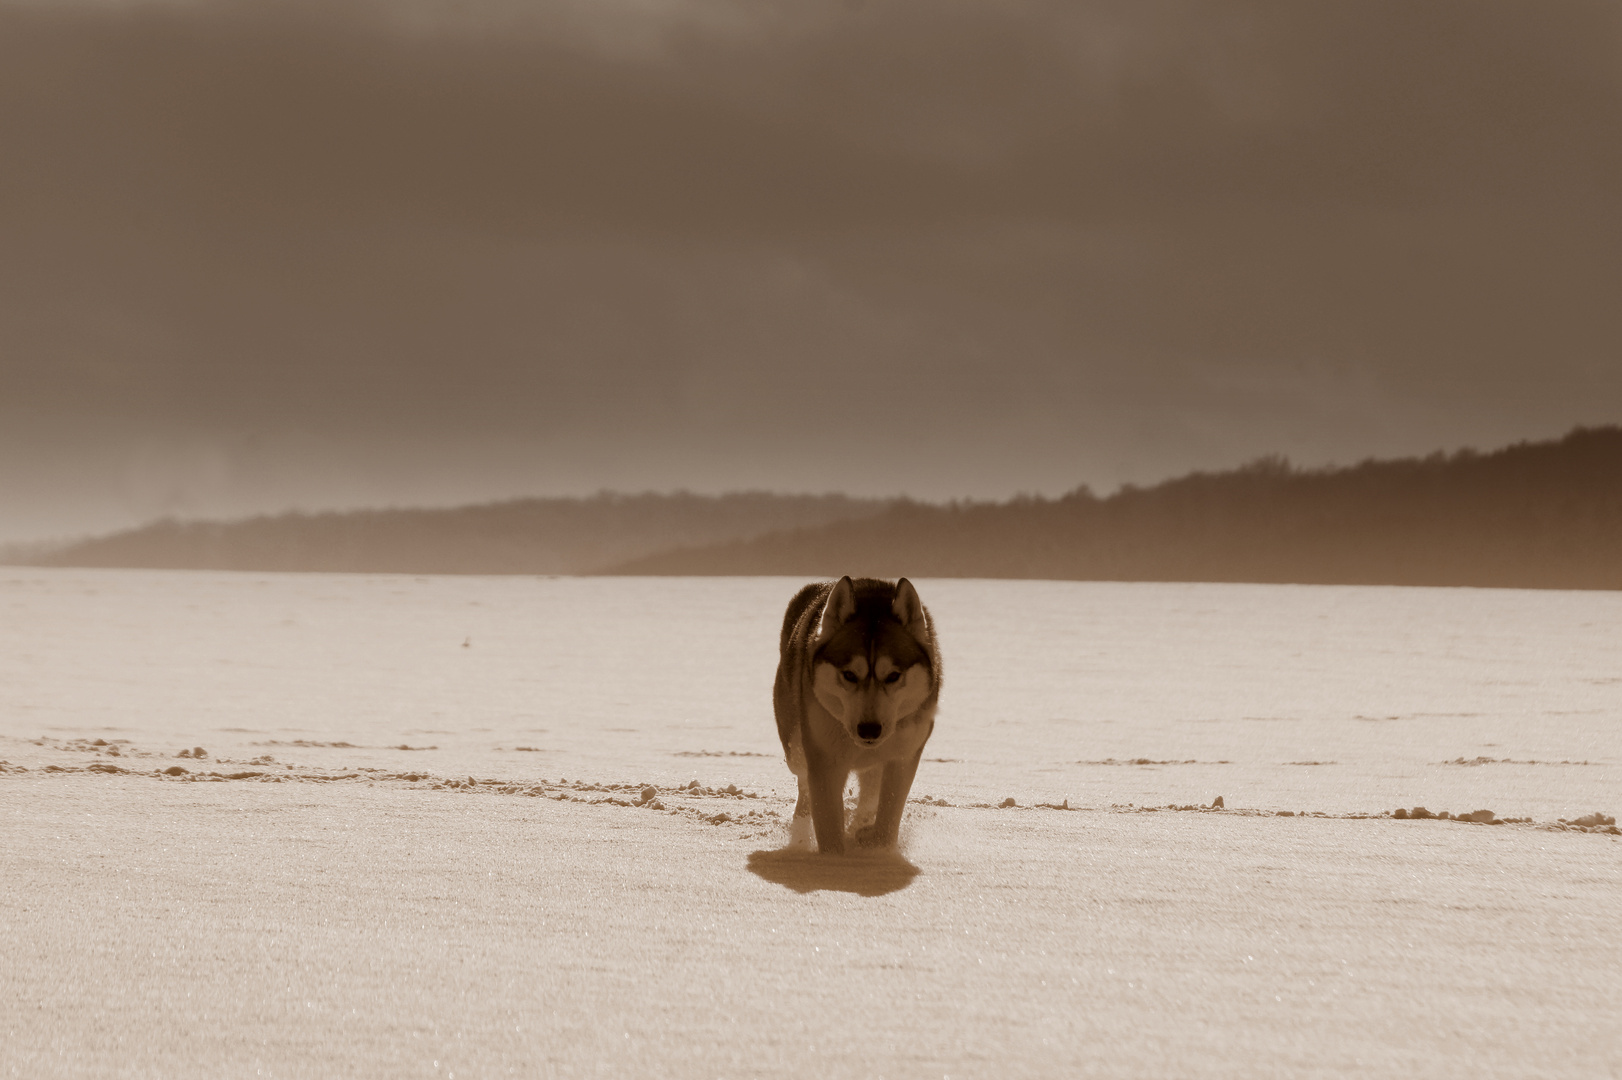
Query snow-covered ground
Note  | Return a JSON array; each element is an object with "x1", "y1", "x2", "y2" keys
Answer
[{"x1": 2, "y1": 569, "x2": 1619, "y2": 1077}]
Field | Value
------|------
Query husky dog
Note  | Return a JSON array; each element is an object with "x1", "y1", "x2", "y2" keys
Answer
[{"x1": 773, "y1": 576, "x2": 941, "y2": 854}]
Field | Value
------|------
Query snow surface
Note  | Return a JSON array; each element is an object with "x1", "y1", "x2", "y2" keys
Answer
[{"x1": 2, "y1": 569, "x2": 1619, "y2": 1077}]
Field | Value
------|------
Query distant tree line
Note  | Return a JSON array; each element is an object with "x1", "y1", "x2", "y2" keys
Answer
[
  {"x1": 604, "y1": 427, "x2": 1622, "y2": 589},
  {"x1": 12, "y1": 428, "x2": 1621, "y2": 588}
]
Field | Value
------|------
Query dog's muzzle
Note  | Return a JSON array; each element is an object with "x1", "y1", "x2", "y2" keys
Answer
[{"x1": 856, "y1": 721, "x2": 882, "y2": 743}]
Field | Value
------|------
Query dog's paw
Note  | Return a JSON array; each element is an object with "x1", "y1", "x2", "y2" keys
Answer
[
  {"x1": 788, "y1": 816, "x2": 814, "y2": 850},
  {"x1": 853, "y1": 824, "x2": 889, "y2": 849}
]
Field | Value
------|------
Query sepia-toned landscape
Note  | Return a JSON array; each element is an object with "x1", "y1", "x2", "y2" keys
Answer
[{"x1": 4, "y1": 0, "x2": 1620, "y2": 1076}]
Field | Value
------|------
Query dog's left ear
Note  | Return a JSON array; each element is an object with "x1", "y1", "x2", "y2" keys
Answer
[{"x1": 892, "y1": 578, "x2": 928, "y2": 644}]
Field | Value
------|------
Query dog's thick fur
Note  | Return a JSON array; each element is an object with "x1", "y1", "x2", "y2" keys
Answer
[{"x1": 773, "y1": 576, "x2": 941, "y2": 854}]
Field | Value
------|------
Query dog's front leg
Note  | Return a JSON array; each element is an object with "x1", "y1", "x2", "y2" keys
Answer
[
  {"x1": 788, "y1": 774, "x2": 814, "y2": 850},
  {"x1": 855, "y1": 745, "x2": 925, "y2": 849},
  {"x1": 803, "y1": 743, "x2": 849, "y2": 856}
]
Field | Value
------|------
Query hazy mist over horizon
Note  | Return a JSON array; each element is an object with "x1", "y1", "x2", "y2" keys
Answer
[{"x1": 4, "y1": 0, "x2": 1620, "y2": 544}]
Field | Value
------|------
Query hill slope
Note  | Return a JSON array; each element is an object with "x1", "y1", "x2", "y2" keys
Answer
[{"x1": 20, "y1": 493, "x2": 890, "y2": 575}]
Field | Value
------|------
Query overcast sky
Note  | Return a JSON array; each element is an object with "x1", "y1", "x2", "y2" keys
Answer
[{"x1": 3, "y1": 0, "x2": 1620, "y2": 541}]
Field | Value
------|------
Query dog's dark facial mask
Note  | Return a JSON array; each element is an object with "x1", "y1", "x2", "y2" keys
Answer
[{"x1": 811, "y1": 578, "x2": 933, "y2": 747}]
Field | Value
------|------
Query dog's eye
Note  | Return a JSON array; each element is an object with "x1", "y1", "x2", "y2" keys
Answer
[
  {"x1": 884, "y1": 672, "x2": 901, "y2": 685},
  {"x1": 841, "y1": 670, "x2": 858, "y2": 683}
]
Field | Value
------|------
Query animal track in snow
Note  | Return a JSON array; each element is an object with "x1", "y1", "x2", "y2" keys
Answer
[{"x1": 5, "y1": 736, "x2": 1615, "y2": 840}]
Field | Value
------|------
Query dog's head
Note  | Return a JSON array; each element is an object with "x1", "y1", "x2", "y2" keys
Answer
[{"x1": 811, "y1": 576, "x2": 934, "y2": 747}]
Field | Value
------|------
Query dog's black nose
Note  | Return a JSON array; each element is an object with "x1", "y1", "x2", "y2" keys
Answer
[{"x1": 856, "y1": 721, "x2": 882, "y2": 741}]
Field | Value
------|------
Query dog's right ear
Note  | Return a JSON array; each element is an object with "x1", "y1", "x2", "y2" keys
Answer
[{"x1": 814, "y1": 576, "x2": 857, "y2": 644}]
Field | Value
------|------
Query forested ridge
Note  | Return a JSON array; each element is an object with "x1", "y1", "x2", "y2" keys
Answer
[
  {"x1": 605, "y1": 427, "x2": 1622, "y2": 589},
  {"x1": 14, "y1": 428, "x2": 1621, "y2": 588}
]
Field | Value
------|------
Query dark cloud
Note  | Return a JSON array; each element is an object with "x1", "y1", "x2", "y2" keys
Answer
[{"x1": 2, "y1": 0, "x2": 1620, "y2": 538}]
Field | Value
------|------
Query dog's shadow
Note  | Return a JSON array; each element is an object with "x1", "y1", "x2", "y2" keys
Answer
[{"x1": 746, "y1": 847, "x2": 920, "y2": 897}]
